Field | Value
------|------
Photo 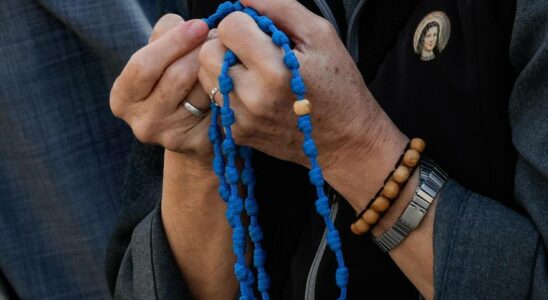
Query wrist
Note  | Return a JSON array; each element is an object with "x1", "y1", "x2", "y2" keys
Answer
[
  {"x1": 371, "y1": 168, "x2": 420, "y2": 237},
  {"x1": 323, "y1": 114, "x2": 409, "y2": 212}
]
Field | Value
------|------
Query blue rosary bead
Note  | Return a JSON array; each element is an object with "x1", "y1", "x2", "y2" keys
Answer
[
  {"x1": 309, "y1": 167, "x2": 324, "y2": 186},
  {"x1": 239, "y1": 146, "x2": 253, "y2": 158},
  {"x1": 243, "y1": 7, "x2": 258, "y2": 17},
  {"x1": 315, "y1": 196, "x2": 331, "y2": 216},
  {"x1": 242, "y1": 168, "x2": 256, "y2": 186},
  {"x1": 221, "y1": 108, "x2": 236, "y2": 127},
  {"x1": 254, "y1": 248, "x2": 266, "y2": 265},
  {"x1": 272, "y1": 30, "x2": 289, "y2": 46},
  {"x1": 225, "y1": 166, "x2": 240, "y2": 184},
  {"x1": 297, "y1": 115, "x2": 313, "y2": 134},
  {"x1": 219, "y1": 74, "x2": 234, "y2": 94},
  {"x1": 256, "y1": 16, "x2": 273, "y2": 32},
  {"x1": 217, "y1": 1, "x2": 236, "y2": 17},
  {"x1": 249, "y1": 224, "x2": 263, "y2": 241},
  {"x1": 327, "y1": 230, "x2": 342, "y2": 251},
  {"x1": 225, "y1": 49, "x2": 238, "y2": 66},
  {"x1": 283, "y1": 51, "x2": 300, "y2": 70},
  {"x1": 234, "y1": 262, "x2": 249, "y2": 281},
  {"x1": 290, "y1": 76, "x2": 307, "y2": 95},
  {"x1": 219, "y1": 184, "x2": 230, "y2": 201},
  {"x1": 245, "y1": 198, "x2": 259, "y2": 215},
  {"x1": 336, "y1": 267, "x2": 349, "y2": 287},
  {"x1": 230, "y1": 196, "x2": 244, "y2": 214},
  {"x1": 258, "y1": 272, "x2": 271, "y2": 291},
  {"x1": 303, "y1": 139, "x2": 318, "y2": 157},
  {"x1": 213, "y1": 156, "x2": 224, "y2": 176},
  {"x1": 222, "y1": 138, "x2": 237, "y2": 155}
]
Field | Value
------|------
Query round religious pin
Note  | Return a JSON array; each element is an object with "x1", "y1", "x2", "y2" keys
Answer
[{"x1": 413, "y1": 11, "x2": 451, "y2": 61}]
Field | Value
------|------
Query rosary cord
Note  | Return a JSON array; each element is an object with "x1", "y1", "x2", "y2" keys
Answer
[{"x1": 204, "y1": 2, "x2": 348, "y2": 299}]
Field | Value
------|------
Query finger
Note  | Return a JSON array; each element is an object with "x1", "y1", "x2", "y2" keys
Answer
[
  {"x1": 198, "y1": 66, "x2": 248, "y2": 113},
  {"x1": 217, "y1": 12, "x2": 283, "y2": 71},
  {"x1": 116, "y1": 19, "x2": 209, "y2": 101},
  {"x1": 184, "y1": 82, "x2": 211, "y2": 112},
  {"x1": 240, "y1": 0, "x2": 325, "y2": 44},
  {"x1": 147, "y1": 46, "x2": 202, "y2": 111},
  {"x1": 199, "y1": 38, "x2": 247, "y2": 77},
  {"x1": 149, "y1": 13, "x2": 184, "y2": 43}
]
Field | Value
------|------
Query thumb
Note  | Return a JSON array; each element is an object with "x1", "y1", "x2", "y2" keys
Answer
[{"x1": 240, "y1": 0, "x2": 327, "y2": 46}]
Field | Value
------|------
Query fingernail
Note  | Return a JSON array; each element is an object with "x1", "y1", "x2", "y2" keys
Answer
[{"x1": 186, "y1": 20, "x2": 208, "y2": 38}]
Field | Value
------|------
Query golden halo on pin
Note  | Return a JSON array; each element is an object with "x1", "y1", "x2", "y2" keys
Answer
[{"x1": 413, "y1": 11, "x2": 451, "y2": 61}]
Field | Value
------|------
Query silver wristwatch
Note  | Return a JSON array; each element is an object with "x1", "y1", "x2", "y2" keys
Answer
[{"x1": 372, "y1": 158, "x2": 448, "y2": 252}]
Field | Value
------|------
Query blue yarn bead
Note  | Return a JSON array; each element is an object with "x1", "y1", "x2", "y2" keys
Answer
[
  {"x1": 253, "y1": 248, "x2": 266, "y2": 265},
  {"x1": 297, "y1": 115, "x2": 313, "y2": 134},
  {"x1": 219, "y1": 74, "x2": 233, "y2": 93},
  {"x1": 272, "y1": 30, "x2": 289, "y2": 46},
  {"x1": 225, "y1": 209, "x2": 236, "y2": 227},
  {"x1": 233, "y1": 226, "x2": 245, "y2": 243},
  {"x1": 222, "y1": 138, "x2": 237, "y2": 155},
  {"x1": 239, "y1": 146, "x2": 253, "y2": 158},
  {"x1": 290, "y1": 76, "x2": 306, "y2": 95},
  {"x1": 233, "y1": 1, "x2": 244, "y2": 11},
  {"x1": 327, "y1": 230, "x2": 342, "y2": 251},
  {"x1": 309, "y1": 167, "x2": 324, "y2": 186},
  {"x1": 225, "y1": 166, "x2": 239, "y2": 184},
  {"x1": 234, "y1": 263, "x2": 249, "y2": 281},
  {"x1": 258, "y1": 272, "x2": 271, "y2": 291},
  {"x1": 242, "y1": 168, "x2": 256, "y2": 186},
  {"x1": 230, "y1": 196, "x2": 244, "y2": 214},
  {"x1": 217, "y1": 1, "x2": 235, "y2": 16},
  {"x1": 257, "y1": 16, "x2": 273, "y2": 32},
  {"x1": 224, "y1": 50, "x2": 237, "y2": 66},
  {"x1": 203, "y1": 17, "x2": 216, "y2": 30},
  {"x1": 249, "y1": 224, "x2": 263, "y2": 241},
  {"x1": 218, "y1": 184, "x2": 230, "y2": 200},
  {"x1": 283, "y1": 51, "x2": 300, "y2": 69},
  {"x1": 213, "y1": 156, "x2": 224, "y2": 176},
  {"x1": 221, "y1": 108, "x2": 235, "y2": 127},
  {"x1": 315, "y1": 196, "x2": 330, "y2": 216},
  {"x1": 336, "y1": 267, "x2": 349, "y2": 287},
  {"x1": 303, "y1": 139, "x2": 318, "y2": 157},
  {"x1": 243, "y1": 7, "x2": 258, "y2": 17},
  {"x1": 245, "y1": 198, "x2": 259, "y2": 215},
  {"x1": 208, "y1": 126, "x2": 220, "y2": 143}
]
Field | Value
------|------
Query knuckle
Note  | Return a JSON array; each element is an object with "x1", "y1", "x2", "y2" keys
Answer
[
  {"x1": 198, "y1": 40, "x2": 215, "y2": 67},
  {"x1": 165, "y1": 64, "x2": 194, "y2": 91},
  {"x1": 126, "y1": 52, "x2": 155, "y2": 84},
  {"x1": 317, "y1": 18, "x2": 336, "y2": 35},
  {"x1": 218, "y1": 12, "x2": 249, "y2": 40},
  {"x1": 132, "y1": 119, "x2": 155, "y2": 143}
]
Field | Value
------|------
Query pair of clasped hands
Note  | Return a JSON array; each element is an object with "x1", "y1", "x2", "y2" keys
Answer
[{"x1": 110, "y1": 0, "x2": 408, "y2": 213}]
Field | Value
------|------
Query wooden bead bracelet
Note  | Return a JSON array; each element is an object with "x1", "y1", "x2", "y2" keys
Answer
[{"x1": 350, "y1": 138, "x2": 426, "y2": 235}]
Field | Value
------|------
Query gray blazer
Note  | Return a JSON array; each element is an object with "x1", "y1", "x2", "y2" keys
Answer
[{"x1": 0, "y1": 0, "x2": 154, "y2": 298}]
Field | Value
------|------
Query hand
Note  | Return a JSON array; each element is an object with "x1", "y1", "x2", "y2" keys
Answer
[
  {"x1": 198, "y1": 0, "x2": 408, "y2": 206},
  {"x1": 110, "y1": 14, "x2": 213, "y2": 167}
]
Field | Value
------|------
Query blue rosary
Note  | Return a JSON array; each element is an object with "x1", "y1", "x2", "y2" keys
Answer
[{"x1": 204, "y1": 2, "x2": 348, "y2": 299}]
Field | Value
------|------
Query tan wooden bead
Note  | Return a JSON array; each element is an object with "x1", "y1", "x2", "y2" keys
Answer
[
  {"x1": 354, "y1": 218, "x2": 370, "y2": 234},
  {"x1": 350, "y1": 223, "x2": 361, "y2": 235},
  {"x1": 403, "y1": 149, "x2": 420, "y2": 167},
  {"x1": 382, "y1": 180, "x2": 400, "y2": 199},
  {"x1": 293, "y1": 99, "x2": 311, "y2": 116},
  {"x1": 362, "y1": 209, "x2": 380, "y2": 225},
  {"x1": 392, "y1": 165, "x2": 410, "y2": 184},
  {"x1": 371, "y1": 196, "x2": 391, "y2": 212},
  {"x1": 410, "y1": 138, "x2": 426, "y2": 153}
]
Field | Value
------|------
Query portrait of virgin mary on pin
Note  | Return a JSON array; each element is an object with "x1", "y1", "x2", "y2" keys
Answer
[{"x1": 413, "y1": 11, "x2": 451, "y2": 61}]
